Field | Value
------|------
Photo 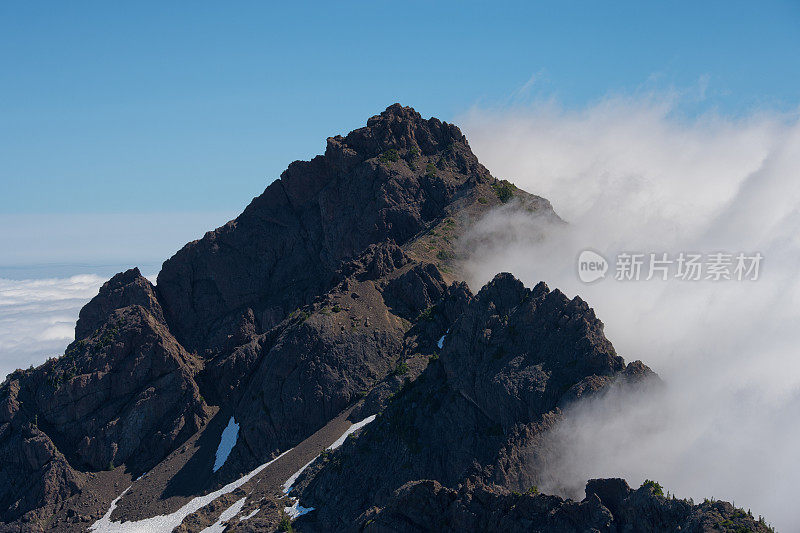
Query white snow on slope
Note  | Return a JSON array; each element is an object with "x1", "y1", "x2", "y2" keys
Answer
[
  {"x1": 437, "y1": 328, "x2": 450, "y2": 350},
  {"x1": 90, "y1": 449, "x2": 291, "y2": 533},
  {"x1": 213, "y1": 416, "x2": 239, "y2": 472},
  {"x1": 240, "y1": 507, "x2": 259, "y2": 521},
  {"x1": 200, "y1": 497, "x2": 246, "y2": 533},
  {"x1": 281, "y1": 414, "x2": 377, "y2": 520},
  {"x1": 282, "y1": 414, "x2": 377, "y2": 495},
  {"x1": 284, "y1": 499, "x2": 315, "y2": 519},
  {"x1": 282, "y1": 457, "x2": 317, "y2": 495},
  {"x1": 327, "y1": 414, "x2": 376, "y2": 451}
]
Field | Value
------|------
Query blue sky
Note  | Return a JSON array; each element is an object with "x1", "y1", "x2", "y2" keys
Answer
[{"x1": 2, "y1": 1, "x2": 798, "y2": 218}]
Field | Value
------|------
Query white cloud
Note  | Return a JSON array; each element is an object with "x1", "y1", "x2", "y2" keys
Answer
[
  {"x1": 0, "y1": 209, "x2": 233, "y2": 380},
  {"x1": 0, "y1": 275, "x2": 105, "y2": 380},
  {"x1": 458, "y1": 95, "x2": 800, "y2": 530}
]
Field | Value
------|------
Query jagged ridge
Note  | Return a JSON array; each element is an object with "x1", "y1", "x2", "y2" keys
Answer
[{"x1": 0, "y1": 105, "x2": 771, "y2": 533}]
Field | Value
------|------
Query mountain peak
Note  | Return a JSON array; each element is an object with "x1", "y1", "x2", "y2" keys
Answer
[
  {"x1": 75, "y1": 266, "x2": 163, "y2": 340},
  {"x1": 0, "y1": 105, "x2": 769, "y2": 532},
  {"x1": 158, "y1": 104, "x2": 496, "y2": 350},
  {"x1": 322, "y1": 103, "x2": 470, "y2": 173},
  {"x1": 369, "y1": 102, "x2": 422, "y2": 123}
]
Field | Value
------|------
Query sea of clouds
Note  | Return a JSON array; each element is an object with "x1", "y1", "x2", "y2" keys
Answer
[
  {"x1": 2, "y1": 93, "x2": 797, "y2": 528},
  {"x1": 0, "y1": 274, "x2": 106, "y2": 380},
  {"x1": 458, "y1": 93, "x2": 800, "y2": 529},
  {"x1": 0, "y1": 211, "x2": 234, "y2": 381}
]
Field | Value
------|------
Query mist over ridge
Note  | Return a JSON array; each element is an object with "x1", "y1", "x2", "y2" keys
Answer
[{"x1": 458, "y1": 94, "x2": 800, "y2": 529}]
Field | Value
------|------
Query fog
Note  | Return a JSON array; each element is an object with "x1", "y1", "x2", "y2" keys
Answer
[{"x1": 458, "y1": 96, "x2": 800, "y2": 529}]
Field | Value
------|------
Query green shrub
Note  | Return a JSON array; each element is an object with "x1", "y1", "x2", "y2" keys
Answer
[
  {"x1": 277, "y1": 513, "x2": 294, "y2": 532},
  {"x1": 379, "y1": 149, "x2": 399, "y2": 164},
  {"x1": 288, "y1": 309, "x2": 310, "y2": 322},
  {"x1": 641, "y1": 479, "x2": 664, "y2": 496},
  {"x1": 394, "y1": 361, "x2": 409, "y2": 376},
  {"x1": 436, "y1": 250, "x2": 452, "y2": 262},
  {"x1": 492, "y1": 179, "x2": 516, "y2": 203},
  {"x1": 417, "y1": 306, "x2": 436, "y2": 322}
]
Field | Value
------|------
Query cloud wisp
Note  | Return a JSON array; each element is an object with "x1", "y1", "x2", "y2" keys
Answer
[{"x1": 458, "y1": 96, "x2": 800, "y2": 529}]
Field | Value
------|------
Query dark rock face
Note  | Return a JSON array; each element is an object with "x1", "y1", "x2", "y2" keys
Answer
[
  {"x1": 0, "y1": 105, "x2": 771, "y2": 532},
  {"x1": 362, "y1": 479, "x2": 773, "y2": 533},
  {"x1": 0, "y1": 385, "x2": 82, "y2": 524},
  {"x1": 1, "y1": 104, "x2": 522, "y2": 524},
  {"x1": 231, "y1": 244, "x2": 416, "y2": 462},
  {"x1": 74, "y1": 267, "x2": 164, "y2": 340},
  {"x1": 0, "y1": 270, "x2": 206, "y2": 521},
  {"x1": 156, "y1": 104, "x2": 490, "y2": 352},
  {"x1": 296, "y1": 273, "x2": 657, "y2": 530}
]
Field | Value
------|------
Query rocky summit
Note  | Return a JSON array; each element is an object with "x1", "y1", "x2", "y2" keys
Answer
[{"x1": 0, "y1": 105, "x2": 773, "y2": 532}]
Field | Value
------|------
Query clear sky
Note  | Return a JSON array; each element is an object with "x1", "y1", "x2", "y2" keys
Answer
[{"x1": 2, "y1": 1, "x2": 798, "y2": 218}]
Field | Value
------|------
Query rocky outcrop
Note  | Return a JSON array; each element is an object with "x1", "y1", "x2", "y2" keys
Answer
[
  {"x1": 230, "y1": 244, "x2": 425, "y2": 464},
  {"x1": 0, "y1": 270, "x2": 206, "y2": 521},
  {"x1": 361, "y1": 478, "x2": 773, "y2": 533},
  {"x1": 155, "y1": 104, "x2": 493, "y2": 352},
  {"x1": 74, "y1": 268, "x2": 164, "y2": 340},
  {"x1": 295, "y1": 274, "x2": 658, "y2": 530},
  {"x1": 0, "y1": 105, "x2": 771, "y2": 532}
]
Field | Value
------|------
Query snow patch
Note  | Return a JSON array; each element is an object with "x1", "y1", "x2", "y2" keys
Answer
[
  {"x1": 90, "y1": 449, "x2": 291, "y2": 533},
  {"x1": 200, "y1": 497, "x2": 246, "y2": 533},
  {"x1": 239, "y1": 508, "x2": 259, "y2": 521},
  {"x1": 282, "y1": 457, "x2": 316, "y2": 495},
  {"x1": 280, "y1": 414, "x2": 378, "y2": 521},
  {"x1": 213, "y1": 416, "x2": 239, "y2": 473},
  {"x1": 327, "y1": 414, "x2": 376, "y2": 451},
  {"x1": 437, "y1": 328, "x2": 449, "y2": 349},
  {"x1": 284, "y1": 499, "x2": 314, "y2": 519}
]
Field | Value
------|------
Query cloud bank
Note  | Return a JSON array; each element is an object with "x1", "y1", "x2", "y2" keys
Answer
[
  {"x1": 0, "y1": 275, "x2": 106, "y2": 380},
  {"x1": 0, "y1": 271, "x2": 153, "y2": 381},
  {"x1": 0, "y1": 210, "x2": 235, "y2": 380},
  {"x1": 458, "y1": 96, "x2": 800, "y2": 529}
]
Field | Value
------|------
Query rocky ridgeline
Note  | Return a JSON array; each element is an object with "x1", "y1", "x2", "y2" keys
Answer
[{"x1": 0, "y1": 105, "x2": 773, "y2": 532}]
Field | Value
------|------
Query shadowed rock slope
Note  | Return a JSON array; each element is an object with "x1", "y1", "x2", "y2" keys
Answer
[
  {"x1": 290, "y1": 274, "x2": 772, "y2": 533},
  {"x1": 0, "y1": 105, "x2": 773, "y2": 533},
  {"x1": 357, "y1": 478, "x2": 774, "y2": 533},
  {"x1": 293, "y1": 273, "x2": 654, "y2": 530},
  {"x1": 0, "y1": 105, "x2": 553, "y2": 528}
]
